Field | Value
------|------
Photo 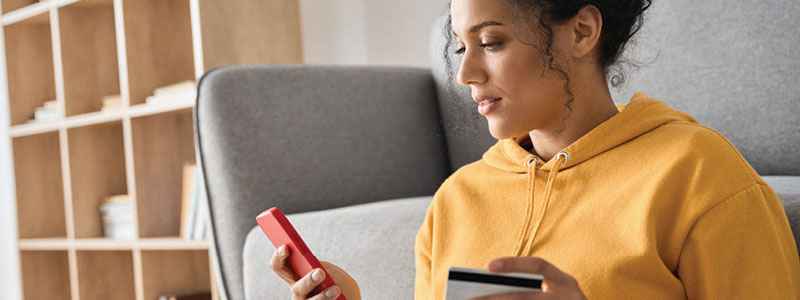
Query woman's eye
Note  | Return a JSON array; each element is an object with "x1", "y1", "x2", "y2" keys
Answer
[
  {"x1": 481, "y1": 42, "x2": 501, "y2": 50},
  {"x1": 453, "y1": 42, "x2": 502, "y2": 55}
]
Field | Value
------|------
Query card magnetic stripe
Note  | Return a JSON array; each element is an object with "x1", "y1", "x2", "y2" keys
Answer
[{"x1": 448, "y1": 270, "x2": 543, "y2": 288}]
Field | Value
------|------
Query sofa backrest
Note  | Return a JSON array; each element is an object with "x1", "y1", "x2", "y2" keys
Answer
[
  {"x1": 429, "y1": 1, "x2": 800, "y2": 175},
  {"x1": 608, "y1": 0, "x2": 800, "y2": 176},
  {"x1": 195, "y1": 65, "x2": 451, "y2": 300}
]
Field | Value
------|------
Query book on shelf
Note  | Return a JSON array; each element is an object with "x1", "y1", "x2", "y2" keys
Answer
[
  {"x1": 181, "y1": 164, "x2": 208, "y2": 240},
  {"x1": 29, "y1": 99, "x2": 59, "y2": 123},
  {"x1": 101, "y1": 94, "x2": 123, "y2": 111},
  {"x1": 146, "y1": 80, "x2": 197, "y2": 106},
  {"x1": 180, "y1": 164, "x2": 197, "y2": 238},
  {"x1": 100, "y1": 194, "x2": 135, "y2": 239},
  {"x1": 42, "y1": 100, "x2": 57, "y2": 110},
  {"x1": 158, "y1": 291, "x2": 211, "y2": 300}
]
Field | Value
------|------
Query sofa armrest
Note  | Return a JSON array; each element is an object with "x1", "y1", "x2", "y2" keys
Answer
[
  {"x1": 763, "y1": 176, "x2": 800, "y2": 250},
  {"x1": 195, "y1": 65, "x2": 451, "y2": 300}
]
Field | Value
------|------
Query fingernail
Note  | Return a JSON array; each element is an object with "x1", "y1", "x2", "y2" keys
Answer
[
  {"x1": 489, "y1": 260, "x2": 504, "y2": 270},
  {"x1": 277, "y1": 246, "x2": 285, "y2": 255},
  {"x1": 325, "y1": 286, "x2": 340, "y2": 298},
  {"x1": 312, "y1": 269, "x2": 324, "y2": 281}
]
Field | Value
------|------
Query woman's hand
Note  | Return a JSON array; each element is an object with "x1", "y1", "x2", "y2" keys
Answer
[
  {"x1": 270, "y1": 245, "x2": 362, "y2": 300},
  {"x1": 470, "y1": 257, "x2": 587, "y2": 300}
]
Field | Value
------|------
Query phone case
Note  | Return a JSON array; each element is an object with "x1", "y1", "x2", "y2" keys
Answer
[{"x1": 256, "y1": 207, "x2": 347, "y2": 300}]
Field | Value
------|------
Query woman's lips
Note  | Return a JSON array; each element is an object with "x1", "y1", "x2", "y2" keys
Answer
[{"x1": 478, "y1": 98, "x2": 501, "y2": 116}]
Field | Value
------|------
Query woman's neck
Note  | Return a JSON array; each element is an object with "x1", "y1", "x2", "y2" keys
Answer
[{"x1": 527, "y1": 87, "x2": 618, "y2": 162}]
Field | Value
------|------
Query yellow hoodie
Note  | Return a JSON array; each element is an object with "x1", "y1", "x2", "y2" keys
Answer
[{"x1": 414, "y1": 92, "x2": 800, "y2": 299}]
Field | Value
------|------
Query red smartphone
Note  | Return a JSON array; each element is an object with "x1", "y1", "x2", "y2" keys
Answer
[{"x1": 256, "y1": 207, "x2": 347, "y2": 300}]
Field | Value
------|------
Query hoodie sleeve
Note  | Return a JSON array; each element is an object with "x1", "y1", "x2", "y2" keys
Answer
[
  {"x1": 414, "y1": 195, "x2": 437, "y2": 300},
  {"x1": 677, "y1": 183, "x2": 800, "y2": 299}
]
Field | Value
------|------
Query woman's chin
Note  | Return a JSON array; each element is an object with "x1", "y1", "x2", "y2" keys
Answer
[{"x1": 486, "y1": 121, "x2": 516, "y2": 140}]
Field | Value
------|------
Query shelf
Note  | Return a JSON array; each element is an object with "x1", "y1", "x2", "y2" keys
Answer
[
  {"x1": 8, "y1": 120, "x2": 59, "y2": 137},
  {"x1": 131, "y1": 108, "x2": 195, "y2": 237},
  {"x1": 76, "y1": 250, "x2": 136, "y2": 300},
  {"x1": 18, "y1": 237, "x2": 210, "y2": 250},
  {"x1": 58, "y1": 0, "x2": 120, "y2": 117},
  {"x1": 3, "y1": 11, "x2": 57, "y2": 126},
  {"x1": 1, "y1": 0, "x2": 42, "y2": 15},
  {"x1": 8, "y1": 100, "x2": 194, "y2": 138},
  {"x1": 19, "y1": 250, "x2": 71, "y2": 300},
  {"x1": 67, "y1": 121, "x2": 127, "y2": 238},
  {"x1": 123, "y1": 0, "x2": 194, "y2": 105},
  {"x1": 12, "y1": 132, "x2": 66, "y2": 238},
  {"x1": 63, "y1": 106, "x2": 124, "y2": 128},
  {"x1": 4, "y1": 1, "x2": 303, "y2": 298},
  {"x1": 141, "y1": 250, "x2": 211, "y2": 300},
  {"x1": 137, "y1": 237, "x2": 209, "y2": 250},
  {"x1": 0, "y1": 0, "x2": 50, "y2": 25},
  {"x1": 128, "y1": 98, "x2": 194, "y2": 118}
]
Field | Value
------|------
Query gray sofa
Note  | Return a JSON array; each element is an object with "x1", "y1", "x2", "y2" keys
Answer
[{"x1": 195, "y1": 1, "x2": 800, "y2": 299}]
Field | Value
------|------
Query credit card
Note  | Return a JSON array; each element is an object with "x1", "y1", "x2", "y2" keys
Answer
[{"x1": 446, "y1": 267, "x2": 543, "y2": 300}]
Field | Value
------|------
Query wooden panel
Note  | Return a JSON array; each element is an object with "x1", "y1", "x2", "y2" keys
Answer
[
  {"x1": 77, "y1": 251, "x2": 136, "y2": 300},
  {"x1": 123, "y1": 0, "x2": 194, "y2": 105},
  {"x1": 1, "y1": 0, "x2": 37, "y2": 14},
  {"x1": 12, "y1": 132, "x2": 67, "y2": 238},
  {"x1": 4, "y1": 13, "x2": 57, "y2": 126},
  {"x1": 141, "y1": 250, "x2": 210, "y2": 300},
  {"x1": 59, "y1": 0, "x2": 120, "y2": 116},
  {"x1": 198, "y1": 0, "x2": 302, "y2": 70},
  {"x1": 132, "y1": 109, "x2": 194, "y2": 237},
  {"x1": 68, "y1": 122, "x2": 127, "y2": 238},
  {"x1": 19, "y1": 251, "x2": 71, "y2": 300}
]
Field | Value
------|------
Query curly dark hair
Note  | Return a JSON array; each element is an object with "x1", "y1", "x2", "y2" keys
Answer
[{"x1": 443, "y1": 0, "x2": 652, "y2": 130}]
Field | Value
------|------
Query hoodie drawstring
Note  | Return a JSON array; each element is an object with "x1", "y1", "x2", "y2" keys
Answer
[
  {"x1": 512, "y1": 156, "x2": 539, "y2": 256},
  {"x1": 514, "y1": 152, "x2": 569, "y2": 257}
]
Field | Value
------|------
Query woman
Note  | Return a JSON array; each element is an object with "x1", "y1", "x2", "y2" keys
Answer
[{"x1": 270, "y1": 0, "x2": 800, "y2": 299}]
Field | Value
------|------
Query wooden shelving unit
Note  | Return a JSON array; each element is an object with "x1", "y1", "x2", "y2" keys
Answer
[{"x1": 1, "y1": 0, "x2": 302, "y2": 299}]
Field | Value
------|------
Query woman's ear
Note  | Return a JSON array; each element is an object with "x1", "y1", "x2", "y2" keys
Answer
[{"x1": 570, "y1": 5, "x2": 603, "y2": 59}]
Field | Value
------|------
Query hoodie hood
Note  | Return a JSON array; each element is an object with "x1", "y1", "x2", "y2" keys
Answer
[{"x1": 483, "y1": 92, "x2": 697, "y2": 173}]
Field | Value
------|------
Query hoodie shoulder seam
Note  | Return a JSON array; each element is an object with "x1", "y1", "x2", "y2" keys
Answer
[{"x1": 661, "y1": 121, "x2": 762, "y2": 184}]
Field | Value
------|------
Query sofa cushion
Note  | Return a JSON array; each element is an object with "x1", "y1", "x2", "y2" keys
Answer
[
  {"x1": 243, "y1": 196, "x2": 432, "y2": 299},
  {"x1": 763, "y1": 176, "x2": 800, "y2": 246}
]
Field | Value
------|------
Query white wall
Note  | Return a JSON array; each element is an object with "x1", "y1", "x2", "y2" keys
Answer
[
  {"x1": 362, "y1": 0, "x2": 449, "y2": 67},
  {"x1": 300, "y1": 0, "x2": 449, "y2": 67},
  {"x1": 299, "y1": 0, "x2": 369, "y2": 65},
  {"x1": 0, "y1": 1, "x2": 451, "y2": 299}
]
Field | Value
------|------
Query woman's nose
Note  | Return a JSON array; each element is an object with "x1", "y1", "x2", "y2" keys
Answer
[{"x1": 456, "y1": 51, "x2": 487, "y2": 86}]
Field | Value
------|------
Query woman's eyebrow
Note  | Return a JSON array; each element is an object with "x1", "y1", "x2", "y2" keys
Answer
[{"x1": 453, "y1": 20, "x2": 506, "y2": 37}]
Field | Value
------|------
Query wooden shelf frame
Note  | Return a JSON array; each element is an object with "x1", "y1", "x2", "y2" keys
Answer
[
  {"x1": 2, "y1": 0, "x2": 302, "y2": 299},
  {"x1": 58, "y1": 0, "x2": 120, "y2": 117},
  {"x1": 67, "y1": 121, "x2": 128, "y2": 238},
  {"x1": 3, "y1": 11, "x2": 56, "y2": 127},
  {"x1": 76, "y1": 250, "x2": 136, "y2": 300},
  {"x1": 8, "y1": 99, "x2": 194, "y2": 137},
  {"x1": 19, "y1": 250, "x2": 72, "y2": 300},
  {"x1": 12, "y1": 131, "x2": 67, "y2": 239},
  {"x1": 19, "y1": 237, "x2": 211, "y2": 251}
]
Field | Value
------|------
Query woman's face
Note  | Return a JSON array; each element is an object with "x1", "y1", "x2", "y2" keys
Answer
[{"x1": 451, "y1": 0, "x2": 572, "y2": 139}]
